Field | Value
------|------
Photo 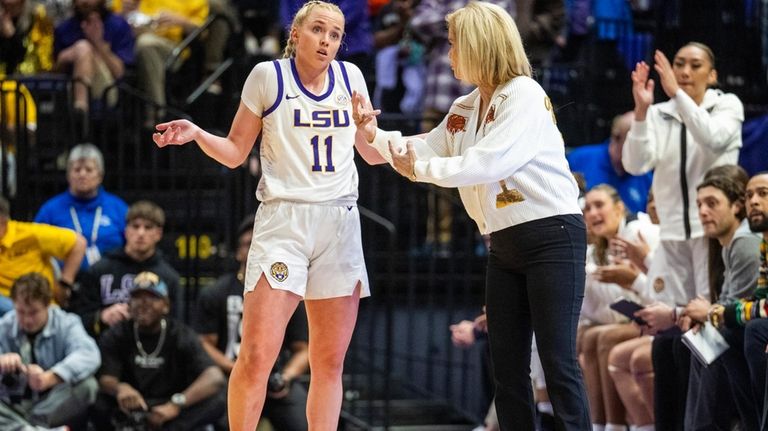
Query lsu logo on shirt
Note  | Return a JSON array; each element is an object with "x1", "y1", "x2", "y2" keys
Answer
[{"x1": 293, "y1": 109, "x2": 350, "y2": 128}]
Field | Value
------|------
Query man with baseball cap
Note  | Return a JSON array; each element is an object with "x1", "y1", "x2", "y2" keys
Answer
[{"x1": 92, "y1": 271, "x2": 225, "y2": 430}]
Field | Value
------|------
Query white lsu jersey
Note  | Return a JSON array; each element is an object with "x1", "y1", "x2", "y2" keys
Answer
[{"x1": 241, "y1": 58, "x2": 367, "y2": 203}]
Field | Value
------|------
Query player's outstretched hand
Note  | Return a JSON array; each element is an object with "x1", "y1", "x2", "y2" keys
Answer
[
  {"x1": 153, "y1": 119, "x2": 200, "y2": 148},
  {"x1": 653, "y1": 49, "x2": 679, "y2": 99},
  {"x1": 351, "y1": 90, "x2": 380, "y2": 143},
  {"x1": 631, "y1": 61, "x2": 654, "y2": 118}
]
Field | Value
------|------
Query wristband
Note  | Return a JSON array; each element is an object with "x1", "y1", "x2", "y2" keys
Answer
[{"x1": 370, "y1": 128, "x2": 402, "y2": 165}]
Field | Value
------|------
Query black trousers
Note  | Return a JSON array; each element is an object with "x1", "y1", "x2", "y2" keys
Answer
[
  {"x1": 485, "y1": 214, "x2": 590, "y2": 431},
  {"x1": 652, "y1": 330, "x2": 690, "y2": 431},
  {"x1": 744, "y1": 319, "x2": 768, "y2": 430},
  {"x1": 686, "y1": 326, "x2": 758, "y2": 431}
]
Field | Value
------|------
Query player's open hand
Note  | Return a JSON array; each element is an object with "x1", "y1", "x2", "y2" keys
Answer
[
  {"x1": 351, "y1": 90, "x2": 380, "y2": 143},
  {"x1": 153, "y1": 120, "x2": 199, "y2": 148},
  {"x1": 653, "y1": 49, "x2": 679, "y2": 99},
  {"x1": 631, "y1": 61, "x2": 654, "y2": 116}
]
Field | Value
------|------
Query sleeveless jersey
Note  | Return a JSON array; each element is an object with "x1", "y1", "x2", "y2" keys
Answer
[{"x1": 241, "y1": 58, "x2": 365, "y2": 203}]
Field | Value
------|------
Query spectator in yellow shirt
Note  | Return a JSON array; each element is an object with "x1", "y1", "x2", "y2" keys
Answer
[
  {"x1": 112, "y1": 0, "x2": 208, "y2": 125},
  {"x1": 0, "y1": 196, "x2": 86, "y2": 313}
]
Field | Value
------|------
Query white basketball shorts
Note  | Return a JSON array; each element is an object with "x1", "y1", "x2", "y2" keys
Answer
[{"x1": 243, "y1": 200, "x2": 371, "y2": 300}]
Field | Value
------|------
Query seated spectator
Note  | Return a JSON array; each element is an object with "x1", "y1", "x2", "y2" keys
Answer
[
  {"x1": 111, "y1": 0, "x2": 208, "y2": 125},
  {"x1": 567, "y1": 112, "x2": 654, "y2": 215},
  {"x1": 0, "y1": 195, "x2": 86, "y2": 313},
  {"x1": 681, "y1": 173, "x2": 761, "y2": 431},
  {"x1": 0, "y1": 273, "x2": 100, "y2": 430},
  {"x1": 53, "y1": 0, "x2": 135, "y2": 113},
  {"x1": 578, "y1": 184, "x2": 659, "y2": 431},
  {"x1": 194, "y1": 217, "x2": 310, "y2": 431},
  {"x1": 631, "y1": 166, "x2": 749, "y2": 430},
  {"x1": 35, "y1": 143, "x2": 128, "y2": 271},
  {"x1": 72, "y1": 199, "x2": 180, "y2": 339},
  {"x1": 92, "y1": 271, "x2": 226, "y2": 431},
  {"x1": 708, "y1": 172, "x2": 768, "y2": 426}
]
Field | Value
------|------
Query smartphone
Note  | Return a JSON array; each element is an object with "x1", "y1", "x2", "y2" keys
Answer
[{"x1": 610, "y1": 299, "x2": 647, "y2": 325}]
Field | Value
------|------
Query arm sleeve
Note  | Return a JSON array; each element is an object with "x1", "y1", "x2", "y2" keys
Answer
[
  {"x1": 719, "y1": 236, "x2": 761, "y2": 304},
  {"x1": 622, "y1": 117, "x2": 658, "y2": 175},
  {"x1": 409, "y1": 0, "x2": 448, "y2": 47},
  {"x1": 241, "y1": 61, "x2": 277, "y2": 117},
  {"x1": 34, "y1": 223, "x2": 78, "y2": 260},
  {"x1": 412, "y1": 83, "x2": 549, "y2": 187},
  {"x1": 50, "y1": 313, "x2": 101, "y2": 383},
  {"x1": 675, "y1": 89, "x2": 744, "y2": 152}
]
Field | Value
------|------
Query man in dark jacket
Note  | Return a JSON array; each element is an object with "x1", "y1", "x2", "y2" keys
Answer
[{"x1": 72, "y1": 200, "x2": 181, "y2": 339}]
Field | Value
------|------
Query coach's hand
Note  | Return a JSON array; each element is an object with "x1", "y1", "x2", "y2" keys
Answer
[
  {"x1": 153, "y1": 120, "x2": 200, "y2": 147},
  {"x1": 390, "y1": 141, "x2": 416, "y2": 181}
]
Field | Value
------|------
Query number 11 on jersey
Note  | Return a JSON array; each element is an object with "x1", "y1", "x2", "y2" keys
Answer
[{"x1": 310, "y1": 135, "x2": 335, "y2": 172}]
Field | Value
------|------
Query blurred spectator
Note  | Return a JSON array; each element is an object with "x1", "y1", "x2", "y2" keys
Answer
[
  {"x1": 72, "y1": 200, "x2": 180, "y2": 339},
  {"x1": 516, "y1": 0, "x2": 566, "y2": 69},
  {"x1": 0, "y1": 0, "x2": 54, "y2": 76},
  {"x1": 112, "y1": 0, "x2": 208, "y2": 125},
  {"x1": 203, "y1": 0, "x2": 239, "y2": 95},
  {"x1": 34, "y1": 143, "x2": 129, "y2": 271},
  {"x1": 0, "y1": 273, "x2": 100, "y2": 430},
  {"x1": 0, "y1": 0, "x2": 54, "y2": 185},
  {"x1": 38, "y1": 0, "x2": 73, "y2": 25},
  {"x1": 194, "y1": 217, "x2": 310, "y2": 430},
  {"x1": 0, "y1": 195, "x2": 86, "y2": 312},
  {"x1": 53, "y1": 0, "x2": 134, "y2": 113},
  {"x1": 371, "y1": 0, "x2": 424, "y2": 115},
  {"x1": 567, "y1": 112, "x2": 654, "y2": 214},
  {"x1": 235, "y1": 0, "x2": 280, "y2": 57},
  {"x1": 91, "y1": 270, "x2": 226, "y2": 431}
]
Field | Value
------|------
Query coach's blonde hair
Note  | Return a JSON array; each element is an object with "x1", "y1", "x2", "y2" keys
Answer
[
  {"x1": 446, "y1": 2, "x2": 531, "y2": 87},
  {"x1": 283, "y1": 1, "x2": 345, "y2": 59}
]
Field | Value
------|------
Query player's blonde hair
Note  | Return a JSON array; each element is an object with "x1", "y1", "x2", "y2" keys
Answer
[
  {"x1": 283, "y1": 1, "x2": 345, "y2": 59},
  {"x1": 446, "y1": 2, "x2": 531, "y2": 87}
]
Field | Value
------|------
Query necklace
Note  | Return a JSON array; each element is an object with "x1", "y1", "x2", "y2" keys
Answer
[{"x1": 134, "y1": 318, "x2": 167, "y2": 358}]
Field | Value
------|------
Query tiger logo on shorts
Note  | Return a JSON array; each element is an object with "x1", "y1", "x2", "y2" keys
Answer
[{"x1": 270, "y1": 262, "x2": 289, "y2": 282}]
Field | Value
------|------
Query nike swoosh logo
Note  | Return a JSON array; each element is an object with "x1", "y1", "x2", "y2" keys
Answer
[{"x1": 286, "y1": 94, "x2": 300, "y2": 100}]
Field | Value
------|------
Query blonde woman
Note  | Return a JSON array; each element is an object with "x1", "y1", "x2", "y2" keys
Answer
[
  {"x1": 153, "y1": 1, "x2": 385, "y2": 429},
  {"x1": 355, "y1": 2, "x2": 589, "y2": 429}
]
